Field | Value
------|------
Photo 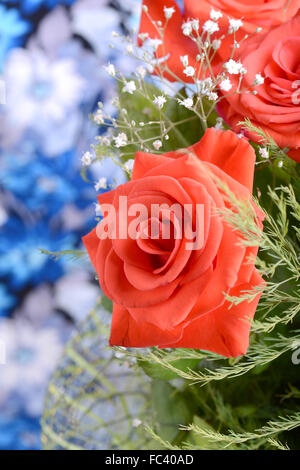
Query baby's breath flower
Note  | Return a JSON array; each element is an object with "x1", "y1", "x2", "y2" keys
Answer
[
  {"x1": 224, "y1": 59, "x2": 244, "y2": 75},
  {"x1": 183, "y1": 65, "x2": 195, "y2": 77},
  {"x1": 94, "y1": 109, "x2": 104, "y2": 125},
  {"x1": 182, "y1": 21, "x2": 193, "y2": 36},
  {"x1": 81, "y1": 151, "x2": 93, "y2": 166},
  {"x1": 122, "y1": 81, "x2": 136, "y2": 94},
  {"x1": 164, "y1": 6, "x2": 175, "y2": 19},
  {"x1": 126, "y1": 44, "x2": 134, "y2": 54},
  {"x1": 210, "y1": 9, "x2": 223, "y2": 21},
  {"x1": 254, "y1": 73, "x2": 265, "y2": 85},
  {"x1": 191, "y1": 19, "x2": 199, "y2": 31},
  {"x1": 94, "y1": 177, "x2": 107, "y2": 191},
  {"x1": 177, "y1": 97, "x2": 193, "y2": 109},
  {"x1": 104, "y1": 63, "x2": 116, "y2": 76},
  {"x1": 148, "y1": 38, "x2": 162, "y2": 49},
  {"x1": 259, "y1": 147, "x2": 269, "y2": 159},
  {"x1": 136, "y1": 65, "x2": 146, "y2": 79},
  {"x1": 138, "y1": 32, "x2": 149, "y2": 41},
  {"x1": 203, "y1": 20, "x2": 219, "y2": 35},
  {"x1": 219, "y1": 78, "x2": 232, "y2": 92},
  {"x1": 153, "y1": 95, "x2": 167, "y2": 109},
  {"x1": 208, "y1": 92, "x2": 218, "y2": 101},
  {"x1": 124, "y1": 159, "x2": 135, "y2": 172},
  {"x1": 153, "y1": 140, "x2": 163, "y2": 150},
  {"x1": 229, "y1": 18, "x2": 243, "y2": 33},
  {"x1": 278, "y1": 160, "x2": 283, "y2": 168},
  {"x1": 113, "y1": 133, "x2": 128, "y2": 148},
  {"x1": 132, "y1": 418, "x2": 142, "y2": 428},
  {"x1": 180, "y1": 55, "x2": 189, "y2": 67},
  {"x1": 215, "y1": 117, "x2": 224, "y2": 130},
  {"x1": 212, "y1": 39, "x2": 221, "y2": 50}
]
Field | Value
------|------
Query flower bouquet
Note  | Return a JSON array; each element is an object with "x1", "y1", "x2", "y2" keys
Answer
[{"x1": 42, "y1": 0, "x2": 300, "y2": 450}]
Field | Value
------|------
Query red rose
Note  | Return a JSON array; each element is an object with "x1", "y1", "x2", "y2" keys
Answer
[
  {"x1": 83, "y1": 129, "x2": 264, "y2": 357},
  {"x1": 138, "y1": 0, "x2": 299, "y2": 81},
  {"x1": 218, "y1": 17, "x2": 300, "y2": 163}
]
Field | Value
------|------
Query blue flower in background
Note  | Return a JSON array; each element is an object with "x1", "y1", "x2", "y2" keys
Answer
[
  {"x1": 0, "y1": 285, "x2": 16, "y2": 317},
  {"x1": 0, "y1": 413, "x2": 40, "y2": 450},
  {"x1": 3, "y1": 0, "x2": 75, "y2": 15},
  {"x1": 0, "y1": 6, "x2": 31, "y2": 68}
]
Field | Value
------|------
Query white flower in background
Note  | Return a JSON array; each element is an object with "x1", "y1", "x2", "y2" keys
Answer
[
  {"x1": 212, "y1": 39, "x2": 221, "y2": 50},
  {"x1": 122, "y1": 80, "x2": 136, "y2": 94},
  {"x1": 191, "y1": 19, "x2": 199, "y2": 31},
  {"x1": 153, "y1": 140, "x2": 162, "y2": 150},
  {"x1": 183, "y1": 66, "x2": 195, "y2": 77},
  {"x1": 180, "y1": 55, "x2": 189, "y2": 67},
  {"x1": 148, "y1": 38, "x2": 162, "y2": 50},
  {"x1": 132, "y1": 418, "x2": 142, "y2": 428},
  {"x1": 219, "y1": 78, "x2": 232, "y2": 92},
  {"x1": 104, "y1": 63, "x2": 116, "y2": 76},
  {"x1": 208, "y1": 92, "x2": 218, "y2": 101},
  {"x1": 259, "y1": 147, "x2": 269, "y2": 159},
  {"x1": 153, "y1": 95, "x2": 167, "y2": 109},
  {"x1": 124, "y1": 159, "x2": 135, "y2": 172},
  {"x1": 94, "y1": 109, "x2": 105, "y2": 124},
  {"x1": 126, "y1": 44, "x2": 134, "y2": 55},
  {"x1": 182, "y1": 21, "x2": 193, "y2": 36},
  {"x1": 164, "y1": 6, "x2": 175, "y2": 19},
  {"x1": 229, "y1": 18, "x2": 243, "y2": 33},
  {"x1": 210, "y1": 9, "x2": 223, "y2": 21},
  {"x1": 254, "y1": 73, "x2": 265, "y2": 85},
  {"x1": 136, "y1": 65, "x2": 146, "y2": 78},
  {"x1": 203, "y1": 20, "x2": 219, "y2": 34},
  {"x1": 224, "y1": 59, "x2": 244, "y2": 74},
  {"x1": 81, "y1": 151, "x2": 93, "y2": 166},
  {"x1": 138, "y1": 32, "x2": 149, "y2": 42},
  {"x1": 113, "y1": 132, "x2": 128, "y2": 148},
  {"x1": 94, "y1": 177, "x2": 107, "y2": 191},
  {"x1": 177, "y1": 97, "x2": 193, "y2": 109}
]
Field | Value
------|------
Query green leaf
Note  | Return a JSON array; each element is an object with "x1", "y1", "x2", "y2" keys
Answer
[
  {"x1": 138, "y1": 358, "x2": 199, "y2": 380},
  {"x1": 151, "y1": 380, "x2": 191, "y2": 444}
]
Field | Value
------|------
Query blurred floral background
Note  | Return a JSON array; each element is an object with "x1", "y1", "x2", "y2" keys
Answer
[{"x1": 0, "y1": 0, "x2": 141, "y2": 450}]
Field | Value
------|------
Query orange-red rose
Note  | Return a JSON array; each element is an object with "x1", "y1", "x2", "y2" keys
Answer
[
  {"x1": 83, "y1": 129, "x2": 264, "y2": 357},
  {"x1": 138, "y1": 0, "x2": 299, "y2": 81},
  {"x1": 218, "y1": 17, "x2": 300, "y2": 163}
]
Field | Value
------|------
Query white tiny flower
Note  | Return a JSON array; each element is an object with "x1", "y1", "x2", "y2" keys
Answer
[
  {"x1": 254, "y1": 73, "x2": 264, "y2": 85},
  {"x1": 164, "y1": 6, "x2": 175, "y2": 19},
  {"x1": 104, "y1": 63, "x2": 116, "y2": 76},
  {"x1": 183, "y1": 66, "x2": 195, "y2": 77},
  {"x1": 180, "y1": 55, "x2": 189, "y2": 67},
  {"x1": 112, "y1": 31, "x2": 119, "y2": 37},
  {"x1": 219, "y1": 78, "x2": 232, "y2": 92},
  {"x1": 165, "y1": 134, "x2": 169, "y2": 140},
  {"x1": 229, "y1": 18, "x2": 243, "y2": 33},
  {"x1": 224, "y1": 59, "x2": 244, "y2": 75},
  {"x1": 177, "y1": 97, "x2": 193, "y2": 109},
  {"x1": 153, "y1": 95, "x2": 167, "y2": 109},
  {"x1": 137, "y1": 65, "x2": 146, "y2": 79},
  {"x1": 81, "y1": 151, "x2": 93, "y2": 166},
  {"x1": 132, "y1": 418, "x2": 142, "y2": 428},
  {"x1": 182, "y1": 21, "x2": 192, "y2": 36},
  {"x1": 124, "y1": 159, "x2": 135, "y2": 172},
  {"x1": 138, "y1": 32, "x2": 149, "y2": 41},
  {"x1": 203, "y1": 20, "x2": 219, "y2": 34},
  {"x1": 208, "y1": 92, "x2": 218, "y2": 101},
  {"x1": 142, "y1": 5, "x2": 148, "y2": 12},
  {"x1": 212, "y1": 39, "x2": 221, "y2": 50},
  {"x1": 148, "y1": 38, "x2": 162, "y2": 49},
  {"x1": 259, "y1": 147, "x2": 269, "y2": 159},
  {"x1": 113, "y1": 133, "x2": 128, "y2": 148},
  {"x1": 122, "y1": 81, "x2": 136, "y2": 94},
  {"x1": 240, "y1": 66, "x2": 247, "y2": 75},
  {"x1": 191, "y1": 19, "x2": 199, "y2": 31},
  {"x1": 278, "y1": 160, "x2": 283, "y2": 168},
  {"x1": 153, "y1": 140, "x2": 162, "y2": 150},
  {"x1": 94, "y1": 109, "x2": 104, "y2": 125},
  {"x1": 126, "y1": 44, "x2": 134, "y2": 54},
  {"x1": 94, "y1": 177, "x2": 107, "y2": 191},
  {"x1": 256, "y1": 27, "x2": 262, "y2": 33},
  {"x1": 210, "y1": 9, "x2": 223, "y2": 21}
]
